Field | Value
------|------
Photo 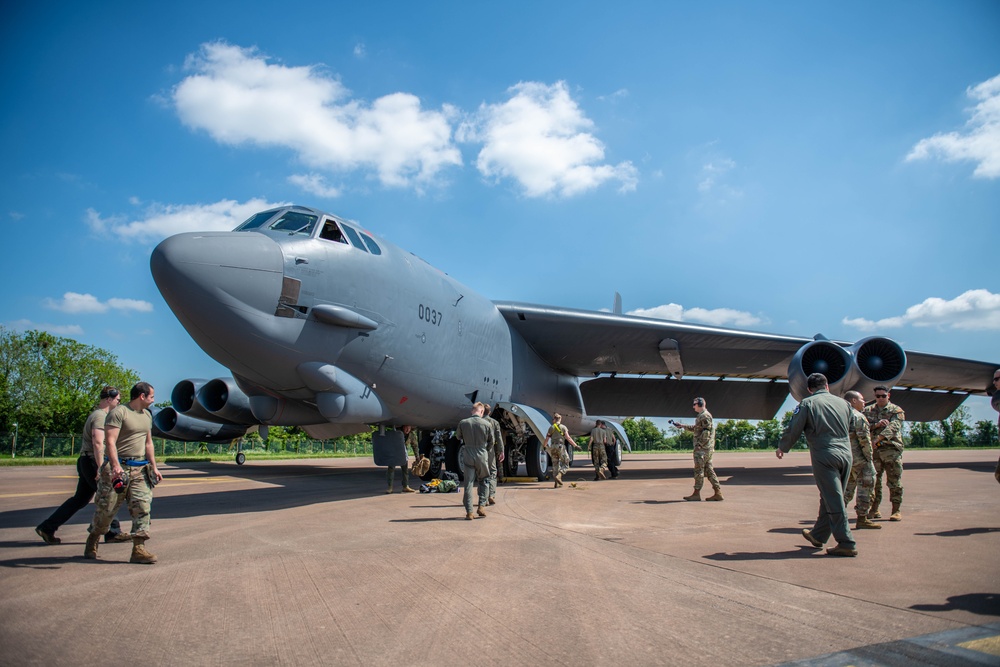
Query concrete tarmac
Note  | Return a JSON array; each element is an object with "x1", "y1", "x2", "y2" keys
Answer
[{"x1": 1, "y1": 450, "x2": 998, "y2": 666}]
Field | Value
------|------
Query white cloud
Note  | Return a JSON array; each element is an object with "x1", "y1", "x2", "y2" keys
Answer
[
  {"x1": 698, "y1": 158, "x2": 737, "y2": 193},
  {"x1": 288, "y1": 173, "x2": 341, "y2": 198},
  {"x1": 6, "y1": 319, "x2": 84, "y2": 336},
  {"x1": 44, "y1": 292, "x2": 153, "y2": 314},
  {"x1": 459, "y1": 81, "x2": 638, "y2": 197},
  {"x1": 172, "y1": 42, "x2": 461, "y2": 190},
  {"x1": 628, "y1": 303, "x2": 763, "y2": 328},
  {"x1": 843, "y1": 289, "x2": 1000, "y2": 332},
  {"x1": 906, "y1": 73, "x2": 1000, "y2": 179},
  {"x1": 88, "y1": 197, "x2": 286, "y2": 243}
]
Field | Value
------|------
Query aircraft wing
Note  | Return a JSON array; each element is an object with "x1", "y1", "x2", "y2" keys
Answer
[{"x1": 495, "y1": 301, "x2": 998, "y2": 421}]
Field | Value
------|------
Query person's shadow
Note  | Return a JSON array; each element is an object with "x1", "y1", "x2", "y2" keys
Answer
[{"x1": 704, "y1": 546, "x2": 820, "y2": 561}]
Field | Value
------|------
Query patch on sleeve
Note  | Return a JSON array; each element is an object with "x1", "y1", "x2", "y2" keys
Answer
[{"x1": 793, "y1": 404, "x2": 801, "y2": 415}]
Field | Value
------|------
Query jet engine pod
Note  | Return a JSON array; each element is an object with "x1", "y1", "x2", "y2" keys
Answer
[
  {"x1": 170, "y1": 378, "x2": 214, "y2": 421},
  {"x1": 152, "y1": 407, "x2": 251, "y2": 443},
  {"x1": 846, "y1": 336, "x2": 906, "y2": 397},
  {"x1": 787, "y1": 340, "x2": 852, "y2": 402},
  {"x1": 198, "y1": 377, "x2": 256, "y2": 424}
]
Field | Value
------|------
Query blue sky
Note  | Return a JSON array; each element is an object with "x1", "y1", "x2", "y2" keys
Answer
[{"x1": 2, "y1": 1, "x2": 998, "y2": 424}]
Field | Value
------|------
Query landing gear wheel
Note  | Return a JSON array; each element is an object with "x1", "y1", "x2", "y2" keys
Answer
[
  {"x1": 235, "y1": 452, "x2": 246, "y2": 466},
  {"x1": 566, "y1": 444, "x2": 575, "y2": 467},
  {"x1": 503, "y1": 443, "x2": 519, "y2": 477},
  {"x1": 525, "y1": 436, "x2": 548, "y2": 482},
  {"x1": 614, "y1": 442, "x2": 622, "y2": 468}
]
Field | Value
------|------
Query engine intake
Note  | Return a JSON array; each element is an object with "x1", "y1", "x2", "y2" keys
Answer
[{"x1": 788, "y1": 336, "x2": 906, "y2": 402}]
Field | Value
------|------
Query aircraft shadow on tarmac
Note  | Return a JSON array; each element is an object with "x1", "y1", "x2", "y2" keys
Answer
[
  {"x1": 0, "y1": 462, "x2": 420, "y2": 533},
  {"x1": 910, "y1": 593, "x2": 1000, "y2": 617}
]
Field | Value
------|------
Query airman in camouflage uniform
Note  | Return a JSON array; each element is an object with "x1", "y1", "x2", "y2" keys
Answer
[
  {"x1": 86, "y1": 382, "x2": 162, "y2": 564},
  {"x1": 454, "y1": 402, "x2": 495, "y2": 520},
  {"x1": 864, "y1": 386, "x2": 905, "y2": 521},
  {"x1": 674, "y1": 398, "x2": 723, "y2": 501},
  {"x1": 589, "y1": 420, "x2": 609, "y2": 480},
  {"x1": 543, "y1": 413, "x2": 577, "y2": 488},
  {"x1": 842, "y1": 391, "x2": 879, "y2": 530}
]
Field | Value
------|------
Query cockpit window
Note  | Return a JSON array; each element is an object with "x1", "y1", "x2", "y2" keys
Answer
[
  {"x1": 319, "y1": 219, "x2": 347, "y2": 244},
  {"x1": 360, "y1": 232, "x2": 382, "y2": 255},
  {"x1": 340, "y1": 225, "x2": 369, "y2": 252},
  {"x1": 234, "y1": 210, "x2": 280, "y2": 231},
  {"x1": 268, "y1": 211, "x2": 318, "y2": 236}
]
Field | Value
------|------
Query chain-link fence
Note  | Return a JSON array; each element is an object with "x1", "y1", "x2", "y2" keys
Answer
[{"x1": 1, "y1": 432, "x2": 374, "y2": 459}]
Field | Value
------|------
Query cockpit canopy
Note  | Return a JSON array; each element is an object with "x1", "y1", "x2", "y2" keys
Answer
[{"x1": 234, "y1": 206, "x2": 382, "y2": 255}]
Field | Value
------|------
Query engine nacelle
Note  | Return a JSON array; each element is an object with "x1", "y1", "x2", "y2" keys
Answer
[
  {"x1": 846, "y1": 336, "x2": 907, "y2": 398},
  {"x1": 788, "y1": 339, "x2": 852, "y2": 401},
  {"x1": 198, "y1": 377, "x2": 256, "y2": 423},
  {"x1": 152, "y1": 407, "x2": 251, "y2": 443},
  {"x1": 788, "y1": 336, "x2": 906, "y2": 402},
  {"x1": 171, "y1": 378, "x2": 215, "y2": 421}
]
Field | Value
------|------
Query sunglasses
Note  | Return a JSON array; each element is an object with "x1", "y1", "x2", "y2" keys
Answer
[{"x1": 874, "y1": 394, "x2": 888, "y2": 398}]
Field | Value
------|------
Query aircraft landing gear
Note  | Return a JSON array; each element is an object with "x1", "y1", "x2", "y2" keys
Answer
[{"x1": 235, "y1": 438, "x2": 246, "y2": 465}]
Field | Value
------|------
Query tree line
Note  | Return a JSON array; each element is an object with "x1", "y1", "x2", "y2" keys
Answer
[
  {"x1": 0, "y1": 328, "x2": 139, "y2": 435},
  {"x1": 621, "y1": 406, "x2": 999, "y2": 451}
]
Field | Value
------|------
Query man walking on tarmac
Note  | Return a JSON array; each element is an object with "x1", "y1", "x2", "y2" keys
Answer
[
  {"x1": 86, "y1": 382, "x2": 163, "y2": 564},
  {"x1": 671, "y1": 397, "x2": 723, "y2": 501},
  {"x1": 454, "y1": 402, "x2": 495, "y2": 520},
  {"x1": 776, "y1": 373, "x2": 857, "y2": 557}
]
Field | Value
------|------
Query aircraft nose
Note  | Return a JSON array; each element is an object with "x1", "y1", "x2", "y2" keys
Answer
[{"x1": 151, "y1": 231, "x2": 285, "y2": 318}]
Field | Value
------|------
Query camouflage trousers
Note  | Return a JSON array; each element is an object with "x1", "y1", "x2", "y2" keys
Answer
[
  {"x1": 590, "y1": 444, "x2": 608, "y2": 473},
  {"x1": 546, "y1": 444, "x2": 570, "y2": 476},
  {"x1": 871, "y1": 447, "x2": 903, "y2": 509},
  {"x1": 844, "y1": 456, "x2": 876, "y2": 517},
  {"x1": 693, "y1": 448, "x2": 719, "y2": 491},
  {"x1": 90, "y1": 462, "x2": 154, "y2": 539},
  {"x1": 386, "y1": 464, "x2": 410, "y2": 490}
]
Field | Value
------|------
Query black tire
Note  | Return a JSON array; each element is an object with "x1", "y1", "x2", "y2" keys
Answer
[
  {"x1": 419, "y1": 433, "x2": 438, "y2": 481},
  {"x1": 445, "y1": 436, "x2": 463, "y2": 482},
  {"x1": 566, "y1": 444, "x2": 575, "y2": 467},
  {"x1": 235, "y1": 452, "x2": 246, "y2": 466},
  {"x1": 614, "y1": 441, "x2": 622, "y2": 467},
  {"x1": 525, "y1": 436, "x2": 548, "y2": 481}
]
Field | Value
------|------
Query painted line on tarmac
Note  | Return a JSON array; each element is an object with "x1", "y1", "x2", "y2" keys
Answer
[{"x1": 0, "y1": 476, "x2": 245, "y2": 498}]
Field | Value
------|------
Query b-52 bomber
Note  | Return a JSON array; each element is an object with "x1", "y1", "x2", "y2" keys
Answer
[{"x1": 150, "y1": 205, "x2": 998, "y2": 477}]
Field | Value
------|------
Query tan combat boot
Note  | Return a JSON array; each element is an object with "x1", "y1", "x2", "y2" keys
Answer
[
  {"x1": 856, "y1": 515, "x2": 881, "y2": 529},
  {"x1": 129, "y1": 538, "x2": 157, "y2": 564},
  {"x1": 465, "y1": 512, "x2": 474, "y2": 521},
  {"x1": 554, "y1": 472, "x2": 563, "y2": 488},
  {"x1": 889, "y1": 504, "x2": 901, "y2": 521},
  {"x1": 84, "y1": 532, "x2": 100, "y2": 560},
  {"x1": 476, "y1": 506, "x2": 487, "y2": 518},
  {"x1": 706, "y1": 488, "x2": 724, "y2": 501},
  {"x1": 683, "y1": 488, "x2": 701, "y2": 501}
]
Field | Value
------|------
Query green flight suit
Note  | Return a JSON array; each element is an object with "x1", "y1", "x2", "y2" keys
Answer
[{"x1": 778, "y1": 389, "x2": 855, "y2": 550}]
